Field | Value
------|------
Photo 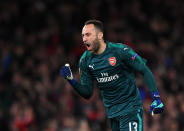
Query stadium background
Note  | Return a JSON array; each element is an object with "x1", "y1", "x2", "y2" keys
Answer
[{"x1": 0, "y1": 0, "x2": 184, "y2": 130}]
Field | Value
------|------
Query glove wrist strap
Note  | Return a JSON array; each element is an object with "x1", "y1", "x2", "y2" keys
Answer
[
  {"x1": 151, "y1": 91, "x2": 160, "y2": 100},
  {"x1": 67, "y1": 78, "x2": 77, "y2": 87}
]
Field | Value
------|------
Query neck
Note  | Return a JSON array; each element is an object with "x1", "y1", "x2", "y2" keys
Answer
[{"x1": 96, "y1": 41, "x2": 106, "y2": 55}]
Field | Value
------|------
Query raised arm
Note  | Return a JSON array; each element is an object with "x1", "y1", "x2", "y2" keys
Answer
[{"x1": 60, "y1": 60, "x2": 94, "y2": 99}]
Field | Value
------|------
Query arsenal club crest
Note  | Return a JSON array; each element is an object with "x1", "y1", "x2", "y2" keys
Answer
[{"x1": 109, "y1": 57, "x2": 116, "y2": 66}]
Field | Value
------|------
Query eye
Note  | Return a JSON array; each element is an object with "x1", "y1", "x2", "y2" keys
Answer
[
  {"x1": 82, "y1": 33, "x2": 91, "y2": 38},
  {"x1": 86, "y1": 33, "x2": 91, "y2": 37}
]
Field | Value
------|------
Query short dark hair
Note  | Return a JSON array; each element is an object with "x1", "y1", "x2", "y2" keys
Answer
[{"x1": 84, "y1": 19, "x2": 104, "y2": 33}]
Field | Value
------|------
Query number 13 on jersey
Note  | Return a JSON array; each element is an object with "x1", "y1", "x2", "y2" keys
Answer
[{"x1": 129, "y1": 122, "x2": 138, "y2": 131}]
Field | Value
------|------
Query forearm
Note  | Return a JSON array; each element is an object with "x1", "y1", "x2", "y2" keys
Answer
[
  {"x1": 60, "y1": 64, "x2": 93, "y2": 99},
  {"x1": 71, "y1": 81, "x2": 93, "y2": 99},
  {"x1": 130, "y1": 61, "x2": 158, "y2": 92},
  {"x1": 142, "y1": 66, "x2": 158, "y2": 92}
]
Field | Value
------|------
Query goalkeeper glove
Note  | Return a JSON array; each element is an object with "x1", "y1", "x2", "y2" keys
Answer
[
  {"x1": 60, "y1": 63, "x2": 77, "y2": 87},
  {"x1": 150, "y1": 91, "x2": 164, "y2": 116}
]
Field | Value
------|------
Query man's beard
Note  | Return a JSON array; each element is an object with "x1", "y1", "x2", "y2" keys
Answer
[{"x1": 92, "y1": 38, "x2": 100, "y2": 54}]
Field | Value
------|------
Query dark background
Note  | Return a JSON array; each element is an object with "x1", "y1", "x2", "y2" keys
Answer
[{"x1": 0, "y1": 0, "x2": 184, "y2": 130}]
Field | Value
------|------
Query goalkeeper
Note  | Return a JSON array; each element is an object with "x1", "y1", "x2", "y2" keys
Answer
[{"x1": 60, "y1": 20, "x2": 164, "y2": 131}]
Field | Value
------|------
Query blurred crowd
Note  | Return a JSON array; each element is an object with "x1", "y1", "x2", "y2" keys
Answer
[{"x1": 0, "y1": 0, "x2": 184, "y2": 131}]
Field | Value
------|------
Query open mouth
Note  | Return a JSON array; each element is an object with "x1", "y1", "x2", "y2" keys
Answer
[
  {"x1": 85, "y1": 43, "x2": 92, "y2": 51},
  {"x1": 86, "y1": 44, "x2": 90, "y2": 47}
]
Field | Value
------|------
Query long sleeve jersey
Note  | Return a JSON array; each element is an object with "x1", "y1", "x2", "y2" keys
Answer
[{"x1": 73, "y1": 41, "x2": 158, "y2": 118}]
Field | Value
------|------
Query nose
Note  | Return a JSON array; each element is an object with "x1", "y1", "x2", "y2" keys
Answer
[
  {"x1": 83, "y1": 36, "x2": 87, "y2": 43},
  {"x1": 82, "y1": 37, "x2": 87, "y2": 43}
]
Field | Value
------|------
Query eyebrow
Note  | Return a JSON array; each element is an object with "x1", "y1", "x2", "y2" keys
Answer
[{"x1": 82, "y1": 32, "x2": 91, "y2": 37}]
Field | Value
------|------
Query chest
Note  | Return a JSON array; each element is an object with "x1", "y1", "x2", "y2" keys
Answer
[{"x1": 87, "y1": 53, "x2": 122, "y2": 80}]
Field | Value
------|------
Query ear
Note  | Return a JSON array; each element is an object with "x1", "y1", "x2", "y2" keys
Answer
[{"x1": 98, "y1": 32, "x2": 103, "y2": 40}]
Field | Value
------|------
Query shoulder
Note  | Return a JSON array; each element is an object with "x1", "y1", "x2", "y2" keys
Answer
[
  {"x1": 107, "y1": 42, "x2": 131, "y2": 53},
  {"x1": 80, "y1": 50, "x2": 91, "y2": 61},
  {"x1": 79, "y1": 50, "x2": 91, "y2": 66},
  {"x1": 107, "y1": 42, "x2": 127, "y2": 49}
]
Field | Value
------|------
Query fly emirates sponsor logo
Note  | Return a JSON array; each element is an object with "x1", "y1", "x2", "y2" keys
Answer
[{"x1": 96, "y1": 72, "x2": 119, "y2": 83}]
